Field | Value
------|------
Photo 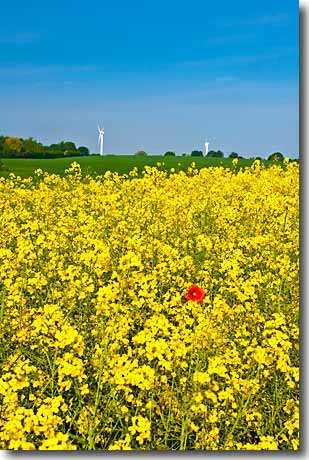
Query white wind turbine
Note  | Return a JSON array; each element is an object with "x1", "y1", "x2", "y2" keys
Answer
[
  {"x1": 205, "y1": 140, "x2": 210, "y2": 156},
  {"x1": 98, "y1": 125, "x2": 104, "y2": 156}
]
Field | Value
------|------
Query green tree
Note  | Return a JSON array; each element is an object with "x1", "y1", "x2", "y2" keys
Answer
[
  {"x1": 22, "y1": 137, "x2": 44, "y2": 157},
  {"x1": 134, "y1": 150, "x2": 148, "y2": 156},
  {"x1": 207, "y1": 150, "x2": 224, "y2": 158},
  {"x1": 49, "y1": 143, "x2": 61, "y2": 150},
  {"x1": 229, "y1": 152, "x2": 239, "y2": 159},
  {"x1": 45, "y1": 143, "x2": 62, "y2": 156},
  {"x1": 164, "y1": 151, "x2": 176, "y2": 156},
  {"x1": 191, "y1": 150, "x2": 203, "y2": 157},
  {"x1": 0, "y1": 136, "x2": 5, "y2": 157},
  {"x1": 60, "y1": 141, "x2": 77, "y2": 156},
  {"x1": 268, "y1": 152, "x2": 284, "y2": 162},
  {"x1": 78, "y1": 146, "x2": 89, "y2": 156},
  {"x1": 63, "y1": 141, "x2": 77, "y2": 151}
]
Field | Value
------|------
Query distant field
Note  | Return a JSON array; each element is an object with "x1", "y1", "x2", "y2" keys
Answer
[{"x1": 0, "y1": 155, "x2": 270, "y2": 178}]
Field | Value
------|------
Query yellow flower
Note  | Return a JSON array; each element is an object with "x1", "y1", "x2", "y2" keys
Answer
[{"x1": 0, "y1": 160, "x2": 299, "y2": 450}]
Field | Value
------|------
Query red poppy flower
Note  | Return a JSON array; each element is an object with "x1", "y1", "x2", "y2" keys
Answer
[{"x1": 186, "y1": 285, "x2": 205, "y2": 303}]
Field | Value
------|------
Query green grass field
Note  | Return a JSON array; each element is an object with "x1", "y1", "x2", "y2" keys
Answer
[{"x1": 0, "y1": 155, "x2": 271, "y2": 179}]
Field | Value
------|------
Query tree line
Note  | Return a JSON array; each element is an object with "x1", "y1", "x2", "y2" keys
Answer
[
  {"x1": 0, "y1": 135, "x2": 90, "y2": 159},
  {"x1": 135, "y1": 150, "x2": 287, "y2": 161},
  {"x1": 0, "y1": 135, "x2": 291, "y2": 162}
]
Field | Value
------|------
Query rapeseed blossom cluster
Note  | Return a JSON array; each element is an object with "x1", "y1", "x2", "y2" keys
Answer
[{"x1": 0, "y1": 161, "x2": 299, "y2": 450}]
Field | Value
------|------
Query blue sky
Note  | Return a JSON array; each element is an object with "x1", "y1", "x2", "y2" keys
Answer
[{"x1": 0, "y1": 0, "x2": 299, "y2": 157}]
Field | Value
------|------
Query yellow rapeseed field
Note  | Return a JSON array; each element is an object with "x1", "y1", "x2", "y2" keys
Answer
[{"x1": 0, "y1": 159, "x2": 299, "y2": 450}]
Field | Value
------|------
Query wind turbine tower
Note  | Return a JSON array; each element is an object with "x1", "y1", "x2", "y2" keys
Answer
[
  {"x1": 98, "y1": 125, "x2": 104, "y2": 156},
  {"x1": 205, "y1": 141, "x2": 209, "y2": 157}
]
